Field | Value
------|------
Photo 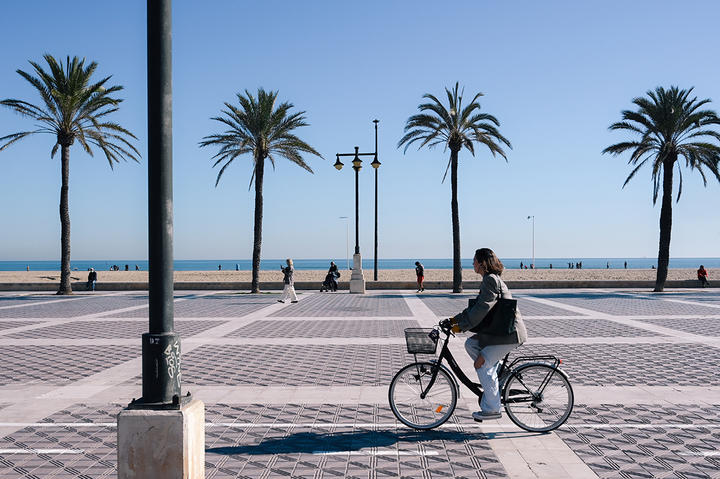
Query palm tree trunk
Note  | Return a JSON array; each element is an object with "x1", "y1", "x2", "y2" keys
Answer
[
  {"x1": 450, "y1": 150, "x2": 462, "y2": 293},
  {"x1": 251, "y1": 155, "x2": 264, "y2": 293},
  {"x1": 654, "y1": 159, "x2": 674, "y2": 292},
  {"x1": 57, "y1": 145, "x2": 72, "y2": 294}
]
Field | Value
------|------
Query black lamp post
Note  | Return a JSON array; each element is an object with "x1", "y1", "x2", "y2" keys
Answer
[
  {"x1": 130, "y1": 0, "x2": 184, "y2": 409},
  {"x1": 334, "y1": 121, "x2": 380, "y2": 284}
]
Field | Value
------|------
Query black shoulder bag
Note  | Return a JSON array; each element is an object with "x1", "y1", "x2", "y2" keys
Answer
[{"x1": 469, "y1": 274, "x2": 518, "y2": 336}]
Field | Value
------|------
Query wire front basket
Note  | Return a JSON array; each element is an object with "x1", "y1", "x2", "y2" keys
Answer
[{"x1": 404, "y1": 328, "x2": 438, "y2": 355}]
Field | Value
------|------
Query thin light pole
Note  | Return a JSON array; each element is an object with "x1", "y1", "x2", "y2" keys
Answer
[
  {"x1": 339, "y1": 216, "x2": 349, "y2": 270},
  {"x1": 527, "y1": 215, "x2": 535, "y2": 269},
  {"x1": 373, "y1": 119, "x2": 379, "y2": 282}
]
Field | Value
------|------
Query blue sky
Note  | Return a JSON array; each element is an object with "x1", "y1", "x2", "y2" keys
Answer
[{"x1": 1, "y1": 0, "x2": 719, "y2": 262}]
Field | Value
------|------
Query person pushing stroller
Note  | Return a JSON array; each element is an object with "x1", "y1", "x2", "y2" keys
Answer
[{"x1": 320, "y1": 261, "x2": 340, "y2": 292}]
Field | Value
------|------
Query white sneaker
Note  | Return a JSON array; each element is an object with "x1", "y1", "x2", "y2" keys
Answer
[{"x1": 472, "y1": 411, "x2": 501, "y2": 421}]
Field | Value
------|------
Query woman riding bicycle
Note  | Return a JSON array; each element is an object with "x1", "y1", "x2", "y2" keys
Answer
[{"x1": 447, "y1": 248, "x2": 528, "y2": 422}]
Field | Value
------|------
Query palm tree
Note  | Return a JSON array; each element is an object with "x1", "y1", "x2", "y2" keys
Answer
[
  {"x1": 199, "y1": 88, "x2": 322, "y2": 293},
  {"x1": 603, "y1": 86, "x2": 720, "y2": 292},
  {"x1": 398, "y1": 82, "x2": 511, "y2": 293},
  {"x1": 0, "y1": 55, "x2": 139, "y2": 294}
]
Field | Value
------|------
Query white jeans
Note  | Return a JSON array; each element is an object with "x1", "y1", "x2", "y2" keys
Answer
[
  {"x1": 279, "y1": 284, "x2": 298, "y2": 302},
  {"x1": 464, "y1": 336, "x2": 518, "y2": 413}
]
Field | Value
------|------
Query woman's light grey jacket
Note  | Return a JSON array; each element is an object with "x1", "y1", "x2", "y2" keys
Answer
[{"x1": 454, "y1": 273, "x2": 528, "y2": 346}]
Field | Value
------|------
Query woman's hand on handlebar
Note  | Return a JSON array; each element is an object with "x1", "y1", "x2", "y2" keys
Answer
[{"x1": 439, "y1": 317, "x2": 462, "y2": 334}]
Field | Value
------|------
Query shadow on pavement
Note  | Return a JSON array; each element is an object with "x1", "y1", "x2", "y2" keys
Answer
[{"x1": 207, "y1": 428, "x2": 541, "y2": 455}]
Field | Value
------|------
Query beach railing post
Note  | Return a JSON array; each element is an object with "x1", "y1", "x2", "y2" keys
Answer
[{"x1": 117, "y1": 1, "x2": 204, "y2": 477}]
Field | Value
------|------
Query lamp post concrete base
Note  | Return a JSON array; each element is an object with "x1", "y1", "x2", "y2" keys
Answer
[
  {"x1": 117, "y1": 399, "x2": 205, "y2": 479},
  {"x1": 349, "y1": 253, "x2": 366, "y2": 294}
]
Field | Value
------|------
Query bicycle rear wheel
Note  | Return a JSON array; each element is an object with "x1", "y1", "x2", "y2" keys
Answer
[
  {"x1": 503, "y1": 363, "x2": 573, "y2": 432},
  {"x1": 389, "y1": 362, "x2": 457, "y2": 430}
]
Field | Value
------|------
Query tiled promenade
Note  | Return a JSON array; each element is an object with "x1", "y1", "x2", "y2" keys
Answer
[{"x1": 0, "y1": 288, "x2": 718, "y2": 478}]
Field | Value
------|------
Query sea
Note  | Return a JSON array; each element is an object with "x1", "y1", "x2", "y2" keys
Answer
[{"x1": 2, "y1": 258, "x2": 719, "y2": 271}]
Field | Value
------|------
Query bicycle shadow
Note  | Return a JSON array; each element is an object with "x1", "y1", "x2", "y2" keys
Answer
[{"x1": 206, "y1": 428, "x2": 543, "y2": 456}]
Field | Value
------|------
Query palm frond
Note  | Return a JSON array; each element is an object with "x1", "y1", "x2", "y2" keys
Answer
[
  {"x1": 200, "y1": 88, "x2": 322, "y2": 186},
  {"x1": 398, "y1": 83, "x2": 510, "y2": 177},
  {"x1": 605, "y1": 85, "x2": 720, "y2": 204},
  {"x1": 0, "y1": 130, "x2": 44, "y2": 150},
  {"x1": 0, "y1": 55, "x2": 139, "y2": 164}
]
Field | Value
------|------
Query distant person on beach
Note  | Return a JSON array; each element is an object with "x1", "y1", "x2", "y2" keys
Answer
[
  {"x1": 549, "y1": 264, "x2": 553, "y2": 269},
  {"x1": 328, "y1": 261, "x2": 339, "y2": 292},
  {"x1": 87, "y1": 268, "x2": 97, "y2": 292},
  {"x1": 445, "y1": 248, "x2": 527, "y2": 422},
  {"x1": 415, "y1": 261, "x2": 425, "y2": 292},
  {"x1": 698, "y1": 265, "x2": 710, "y2": 287},
  {"x1": 606, "y1": 261, "x2": 610, "y2": 269},
  {"x1": 26, "y1": 265, "x2": 29, "y2": 271},
  {"x1": 519, "y1": 261, "x2": 523, "y2": 269},
  {"x1": 125, "y1": 264, "x2": 129, "y2": 271},
  {"x1": 624, "y1": 261, "x2": 627, "y2": 269},
  {"x1": 218, "y1": 264, "x2": 222, "y2": 271},
  {"x1": 235, "y1": 263, "x2": 239, "y2": 271},
  {"x1": 135, "y1": 264, "x2": 140, "y2": 271},
  {"x1": 278, "y1": 259, "x2": 298, "y2": 303}
]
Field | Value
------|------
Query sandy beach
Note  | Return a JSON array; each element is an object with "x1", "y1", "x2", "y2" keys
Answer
[{"x1": 0, "y1": 268, "x2": 706, "y2": 284}]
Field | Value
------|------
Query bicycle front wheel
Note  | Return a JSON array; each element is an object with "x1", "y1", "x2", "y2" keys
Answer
[
  {"x1": 389, "y1": 362, "x2": 457, "y2": 430},
  {"x1": 503, "y1": 363, "x2": 573, "y2": 432}
]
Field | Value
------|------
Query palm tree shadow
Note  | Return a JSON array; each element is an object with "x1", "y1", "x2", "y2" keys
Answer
[{"x1": 207, "y1": 429, "x2": 540, "y2": 456}]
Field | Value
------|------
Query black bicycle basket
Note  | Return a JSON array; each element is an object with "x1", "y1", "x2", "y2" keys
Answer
[{"x1": 404, "y1": 328, "x2": 438, "y2": 354}]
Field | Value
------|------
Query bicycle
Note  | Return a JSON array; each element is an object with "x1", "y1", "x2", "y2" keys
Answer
[{"x1": 388, "y1": 320, "x2": 574, "y2": 432}]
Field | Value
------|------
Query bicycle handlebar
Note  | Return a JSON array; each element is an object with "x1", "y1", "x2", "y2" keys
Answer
[{"x1": 438, "y1": 318, "x2": 455, "y2": 336}]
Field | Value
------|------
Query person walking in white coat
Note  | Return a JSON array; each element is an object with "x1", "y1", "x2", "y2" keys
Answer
[{"x1": 278, "y1": 258, "x2": 298, "y2": 303}]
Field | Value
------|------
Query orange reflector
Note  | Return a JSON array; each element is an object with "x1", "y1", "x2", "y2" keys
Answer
[
  {"x1": 558, "y1": 359, "x2": 562, "y2": 364},
  {"x1": 435, "y1": 405, "x2": 444, "y2": 413}
]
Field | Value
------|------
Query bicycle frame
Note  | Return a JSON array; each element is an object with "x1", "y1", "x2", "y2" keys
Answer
[
  {"x1": 418, "y1": 328, "x2": 563, "y2": 402},
  {"x1": 418, "y1": 329, "x2": 481, "y2": 399}
]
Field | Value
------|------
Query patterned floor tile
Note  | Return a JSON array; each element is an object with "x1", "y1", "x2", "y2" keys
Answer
[
  {"x1": 125, "y1": 344, "x2": 428, "y2": 387},
  {"x1": 524, "y1": 318, "x2": 663, "y2": 337},
  {"x1": 4, "y1": 320, "x2": 228, "y2": 339},
  {"x1": 509, "y1": 343, "x2": 720, "y2": 386},
  {"x1": 558, "y1": 404, "x2": 720, "y2": 479},
  {"x1": 268, "y1": 294, "x2": 412, "y2": 317},
  {"x1": 0, "y1": 403, "x2": 509, "y2": 479},
  {"x1": 0, "y1": 346, "x2": 137, "y2": 385},
  {"x1": 0, "y1": 321, "x2": 42, "y2": 332},
  {"x1": 204, "y1": 403, "x2": 507, "y2": 478},
  {"x1": 530, "y1": 292, "x2": 720, "y2": 316},
  {"x1": 0, "y1": 295, "x2": 149, "y2": 319},
  {"x1": 419, "y1": 293, "x2": 578, "y2": 317},
  {"x1": 112, "y1": 294, "x2": 279, "y2": 318},
  {"x1": 631, "y1": 317, "x2": 720, "y2": 337},
  {"x1": 235, "y1": 319, "x2": 421, "y2": 338},
  {"x1": 0, "y1": 404, "x2": 118, "y2": 479}
]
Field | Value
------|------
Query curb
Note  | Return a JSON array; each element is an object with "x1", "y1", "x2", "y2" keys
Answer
[{"x1": 0, "y1": 279, "x2": 705, "y2": 291}]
